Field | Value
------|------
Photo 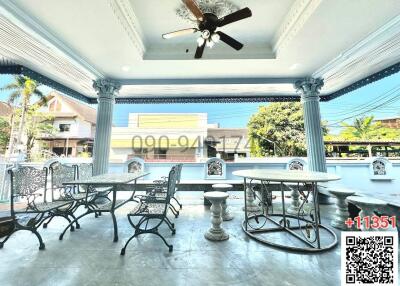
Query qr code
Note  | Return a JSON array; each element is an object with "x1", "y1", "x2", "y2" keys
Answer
[{"x1": 341, "y1": 232, "x2": 398, "y2": 285}]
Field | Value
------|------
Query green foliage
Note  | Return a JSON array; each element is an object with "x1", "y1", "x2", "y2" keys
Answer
[
  {"x1": 339, "y1": 116, "x2": 400, "y2": 141},
  {"x1": 1, "y1": 76, "x2": 46, "y2": 154},
  {"x1": 0, "y1": 117, "x2": 10, "y2": 153},
  {"x1": 13, "y1": 104, "x2": 56, "y2": 156},
  {"x1": 248, "y1": 102, "x2": 328, "y2": 157}
]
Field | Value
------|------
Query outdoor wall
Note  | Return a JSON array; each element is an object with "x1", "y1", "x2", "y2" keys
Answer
[{"x1": 107, "y1": 158, "x2": 400, "y2": 195}]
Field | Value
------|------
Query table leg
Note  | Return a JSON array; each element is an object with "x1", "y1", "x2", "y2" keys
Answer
[
  {"x1": 111, "y1": 188, "x2": 118, "y2": 242},
  {"x1": 313, "y1": 183, "x2": 321, "y2": 249},
  {"x1": 244, "y1": 178, "x2": 248, "y2": 231},
  {"x1": 243, "y1": 185, "x2": 260, "y2": 212}
]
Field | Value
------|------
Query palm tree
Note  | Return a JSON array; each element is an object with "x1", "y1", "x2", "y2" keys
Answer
[{"x1": 1, "y1": 76, "x2": 46, "y2": 155}]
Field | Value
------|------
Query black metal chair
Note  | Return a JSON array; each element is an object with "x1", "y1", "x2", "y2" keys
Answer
[
  {"x1": 121, "y1": 166, "x2": 178, "y2": 255},
  {"x1": 0, "y1": 166, "x2": 73, "y2": 250},
  {"x1": 46, "y1": 161, "x2": 86, "y2": 229},
  {"x1": 75, "y1": 163, "x2": 112, "y2": 216},
  {"x1": 146, "y1": 163, "x2": 183, "y2": 217}
]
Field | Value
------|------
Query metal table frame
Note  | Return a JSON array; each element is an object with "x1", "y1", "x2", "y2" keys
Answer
[
  {"x1": 236, "y1": 170, "x2": 340, "y2": 253},
  {"x1": 59, "y1": 172, "x2": 149, "y2": 242}
]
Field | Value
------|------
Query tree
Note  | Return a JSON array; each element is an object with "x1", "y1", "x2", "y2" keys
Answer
[
  {"x1": 12, "y1": 104, "x2": 56, "y2": 159},
  {"x1": 336, "y1": 116, "x2": 400, "y2": 157},
  {"x1": 248, "y1": 102, "x2": 328, "y2": 157},
  {"x1": 1, "y1": 76, "x2": 46, "y2": 154},
  {"x1": 0, "y1": 117, "x2": 10, "y2": 154},
  {"x1": 340, "y1": 115, "x2": 400, "y2": 141}
]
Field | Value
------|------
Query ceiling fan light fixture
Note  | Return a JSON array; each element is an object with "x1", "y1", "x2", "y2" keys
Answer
[
  {"x1": 206, "y1": 39, "x2": 215, "y2": 48},
  {"x1": 201, "y1": 29, "x2": 211, "y2": 39},
  {"x1": 197, "y1": 37, "x2": 205, "y2": 47},
  {"x1": 211, "y1": 33, "x2": 220, "y2": 43}
]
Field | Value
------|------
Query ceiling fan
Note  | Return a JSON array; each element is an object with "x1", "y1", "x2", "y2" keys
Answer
[{"x1": 162, "y1": 0, "x2": 252, "y2": 59}]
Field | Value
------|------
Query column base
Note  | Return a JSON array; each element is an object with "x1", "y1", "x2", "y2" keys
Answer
[
  {"x1": 204, "y1": 228, "x2": 229, "y2": 241},
  {"x1": 318, "y1": 193, "x2": 332, "y2": 205},
  {"x1": 222, "y1": 210, "x2": 234, "y2": 221}
]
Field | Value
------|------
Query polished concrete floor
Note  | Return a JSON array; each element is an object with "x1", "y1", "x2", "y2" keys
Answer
[{"x1": 0, "y1": 192, "x2": 365, "y2": 286}]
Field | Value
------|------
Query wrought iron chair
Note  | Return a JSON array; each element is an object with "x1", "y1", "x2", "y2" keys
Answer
[
  {"x1": 75, "y1": 163, "x2": 114, "y2": 216},
  {"x1": 121, "y1": 166, "x2": 177, "y2": 255},
  {"x1": 46, "y1": 161, "x2": 85, "y2": 229},
  {"x1": 0, "y1": 166, "x2": 72, "y2": 250},
  {"x1": 146, "y1": 164, "x2": 183, "y2": 217}
]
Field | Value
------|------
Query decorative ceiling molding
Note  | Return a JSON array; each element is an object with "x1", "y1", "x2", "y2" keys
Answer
[
  {"x1": 0, "y1": 0, "x2": 102, "y2": 79},
  {"x1": 314, "y1": 14, "x2": 400, "y2": 93},
  {"x1": 176, "y1": 0, "x2": 239, "y2": 24},
  {"x1": 272, "y1": 0, "x2": 322, "y2": 55},
  {"x1": 103, "y1": 95, "x2": 302, "y2": 105},
  {"x1": 109, "y1": 0, "x2": 146, "y2": 57},
  {"x1": 0, "y1": 64, "x2": 91, "y2": 103}
]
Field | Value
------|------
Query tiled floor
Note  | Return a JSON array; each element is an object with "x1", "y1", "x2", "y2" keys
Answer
[{"x1": 0, "y1": 192, "x2": 395, "y2": 286}]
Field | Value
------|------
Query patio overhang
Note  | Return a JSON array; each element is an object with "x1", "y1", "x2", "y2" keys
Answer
[
  {"x1": 1, "y1": 0, "x2": 400, "y2": 177},
  {"x1": 0, "y1": 0, "x2": 399, "y2": 104}
]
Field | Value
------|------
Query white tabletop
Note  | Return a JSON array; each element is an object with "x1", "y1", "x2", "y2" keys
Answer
[
  {"x1": 232, "y1": 169, "x2": 340, "y2": 183},
  {"x1": 63, "y1": 172, "x2": 149, "y2": 185}
]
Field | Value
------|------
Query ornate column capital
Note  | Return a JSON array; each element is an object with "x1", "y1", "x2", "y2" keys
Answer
[
  {"x1": 294, "y1": 78, "x2": 324, "y2": 102},
  {"x1": 93, "y1": 79, "x2": 121, "y2": 101}
]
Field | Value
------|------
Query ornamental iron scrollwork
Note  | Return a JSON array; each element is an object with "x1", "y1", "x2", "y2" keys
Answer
[
  {"x1": 205, "y1": 158, "x2": 226, "y2": 179},
  {"x1": 208, "y1": 160, "x2": 222, "y2": 176},
  {"x1": 288, "y1": 160, "x2": 304, "y2": 170},
  {"x1": 11, "y1": 167, "x2": 46, "y2": 196},
  {"x1": 51, "y1": 162, "x2": 76, "y2": 188},
  {"x1": 372, "y1": 159, "x2": 386, "y2": 175},
  {"x1": 297, "y1": 183, "x2": 318, "y2": 243},
  {"x1": 176, "y1": 0, "x2": 239, "y2": 24}
]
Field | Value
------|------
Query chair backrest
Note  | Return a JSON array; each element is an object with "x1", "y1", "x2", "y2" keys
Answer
[
  {"x1": 175, "y1": 163, "x2": 183, "y2": 184},
  {"x1": 125, "y1": 157, "x2": 145, "y2": 174},
  {"x1": 9, "y1": 166, "x2": 47, "y2": 213},
  {"x1": 166, "y1": 166, "x2": 178, "y2": 202},
  {"x1": 49, "y1": 161, "x2": 76, "y2": 201},
  {"x1": 76, "y1": 163, "x2": 93, "y2": 180}
]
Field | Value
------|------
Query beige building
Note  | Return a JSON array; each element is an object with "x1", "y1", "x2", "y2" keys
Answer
[
  {"x1": 38, "y1": 92, "x2": 96, "y2": 157},
  {"x1": 110, "y1": 113, "x2": 250, "y2": 162}
]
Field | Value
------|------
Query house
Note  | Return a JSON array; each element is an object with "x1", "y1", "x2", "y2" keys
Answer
[
  {"x1": 0, "y1": 102, "x2": 12, "y2": 118},
  {"x1": 111, "y1": 113, "x2": 208, "y2": 162},
  {"x1": 110, "y1": 113, "x2": 250, "y2": 162},
  {"x1": 375, "y1": 117, "x2": 400, "y2": 129},
  {"x1": 38, "y1": 91, "x2": 96, "y2": 157}
]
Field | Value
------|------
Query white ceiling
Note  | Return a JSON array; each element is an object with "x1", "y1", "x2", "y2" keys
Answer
[{"x1": 1, "y1": 0, "x2": 400, "y2": 100}]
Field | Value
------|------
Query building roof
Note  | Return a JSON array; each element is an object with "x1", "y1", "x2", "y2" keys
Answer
[
  {"x1": 47, "y1": 91, "x2": 97, "y2": 124},
  {"x1": 374, "y1": 116, "x2": 400, "y2": 121},
  {"x1": 324, "y1": 140, "x2": 400, "y2": 146},
  {"x1": 0, "y1": 101, "x2": 12, "y2": 117}
]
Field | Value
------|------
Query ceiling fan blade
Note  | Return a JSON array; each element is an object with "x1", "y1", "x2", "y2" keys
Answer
[
  {"x1": 182, "y1": 0, "x2": 204, "y2": 21},
  {"x1": 195, "y1": 41, "x2": 206, "y2": 59},
  {"x1": 217, "y1": 31, "x2": 243, "y2": 50},
  {"x1": 162, "y1": 28, "x2": 198, "y2": 39},
  {"x1": 218, "y1": 7, "x2": 252, "y2": 27}
]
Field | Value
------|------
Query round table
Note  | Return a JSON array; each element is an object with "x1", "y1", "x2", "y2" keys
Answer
[{"x1": 233, "y1": 169, "x2": 340, "y2": 252}]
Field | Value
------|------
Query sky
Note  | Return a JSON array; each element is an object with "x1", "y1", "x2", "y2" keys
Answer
[{"x1": 1, "y1": 72, "x2": 399, "y2": 134}]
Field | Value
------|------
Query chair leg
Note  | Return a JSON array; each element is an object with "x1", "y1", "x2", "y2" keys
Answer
[
  {"x1": 69, "y1": 213, "x2": 80, "y2": 229},
  {"x1": 164, "y1": 217, "x2": 176, "y2": 235},
  {"x1": 172, "y1": 197, "x2": 182, "y2": 209},
  {"x1": 42, "y1": 216, "x2": 54, "y2": 228},
  {"x1": 151, "y1": 231, "x2": 173, "y2": 252},
  {"x1": 30, "y1": 227, "x2": 46, "y2": 250},
  {"x1": 0, "y1": 233, "x2": 13, "y2": 249},
  {"x1": 120, "y1": 231, "x2": 139, "y2": 255},
  {"x1": 169, "y1": 204, "x2": 179, "y2": 218}
]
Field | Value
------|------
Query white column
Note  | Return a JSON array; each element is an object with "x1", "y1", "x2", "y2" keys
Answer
[
  {"x1": 92, "y1": 79, "x2": 121, "y2": 175},
  {"x1": 295, "y1": 78, "x2": 326, "y2": 173}
]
